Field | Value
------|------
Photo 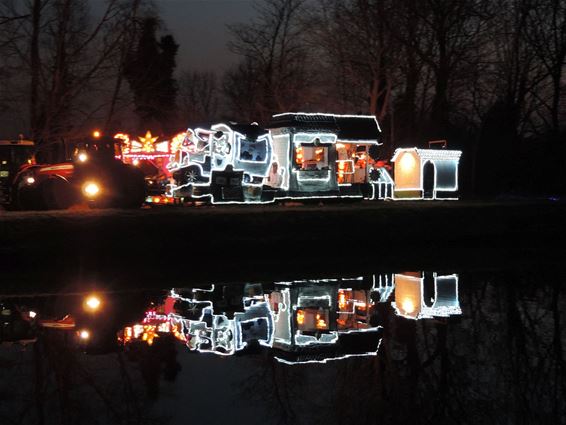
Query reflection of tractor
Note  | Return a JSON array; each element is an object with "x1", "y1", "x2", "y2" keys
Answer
[{"x1": 10, "y1": 132, "x2": 145, "y2": 210}]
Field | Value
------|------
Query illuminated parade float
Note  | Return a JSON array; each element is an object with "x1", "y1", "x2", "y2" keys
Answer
[
  {"x1": 112, "y1": 112, "x2": 459, "y2": 205},
  {"x1": 159, "y1": 112, "x2": 460, "y2": 204}
]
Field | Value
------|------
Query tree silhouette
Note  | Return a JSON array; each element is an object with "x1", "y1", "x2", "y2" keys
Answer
[{"x1": 123, "y1": 17, "x2": 179, "y2": 134}]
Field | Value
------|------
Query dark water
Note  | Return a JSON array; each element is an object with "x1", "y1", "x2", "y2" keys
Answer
[{"x1": 1, "y1": 270, "x2": 565, "y2": 425}]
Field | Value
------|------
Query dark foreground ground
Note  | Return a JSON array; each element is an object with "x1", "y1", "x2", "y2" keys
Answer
[{"x1": 1, "y1": 200, "x2": 566, "y2": 292}]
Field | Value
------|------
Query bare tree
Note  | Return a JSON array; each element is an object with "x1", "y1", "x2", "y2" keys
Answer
[
  {"x1": 0, "y1": 0, "x2": 153, "y2": 143},
  {"x1": 225, "y1": 0, "x2": 315, "y2": 123},
  {"x1": 178, "y1": 70, "x2": 219, "y2": 124}
]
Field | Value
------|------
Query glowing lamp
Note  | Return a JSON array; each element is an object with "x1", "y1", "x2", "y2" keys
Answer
[
  {"x1": 78, "y1": 152, "x2": 88, "y2": 162},
  {"x1": 26, "y1": 176, "x2": 35, "y2": 185},
  {"x1": 93, "y1": 130, "x2": 101, "y2": 138},
  {"x1": 82, "y1": 182, "x2": 100, "y2": 198},
  {"x1": 399, "y1": 152, "x2": 416, "y2": 172},
  {"x1": 79, "y1": 329, "x2": 90, "y2": 340}
]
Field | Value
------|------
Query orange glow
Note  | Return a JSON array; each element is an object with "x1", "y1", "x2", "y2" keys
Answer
[
  {"x1": 139, "y1": 131, "x2": 158, "y2": 153},
  {"x1": 153, "y1": 196, "x2": 161, "y2": 203},
  {"x1": 114, "y1": 133, "x2": 131, "y2": 154},
  {"x1": 315, "y1": 313, "x2": 327, "y2": 329},
  {"x1": 296, "y1": 310, "x2": 305, "y2": 325},
  {"x1": 84, "y1": 295, "x2": 101, "y2": 312},
  {"x1": 399, "y1": 152, "x2": 416, "y2": 172},
  {"x1": 170, "y1": 132, "x2": 187, "y2": 153},
  {"x1": 93, "y1": 130, "x2": 101, "y2": 138},
  {"x1": 402, "y1": 299, "x2": 415, "y2": 314},
  {"x1": 295, "y1": 147, "x2": 304, "y2": 166},
  {"x1": 338, "y1": 291, "x2": 348, "y2": 310}
]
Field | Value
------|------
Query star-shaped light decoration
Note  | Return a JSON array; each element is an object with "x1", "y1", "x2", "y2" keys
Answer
[{"x1": 139, "y1": 131, "x2": 158, "y2": 153}]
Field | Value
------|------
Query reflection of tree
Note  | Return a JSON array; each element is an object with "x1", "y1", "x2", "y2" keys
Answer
[
  {"x1": 0, "y1": 329, "x2": 172, "y2": 424},
  {"x1": 237, "y1": 352, "x2": 298, "y2": 424},
  {"x1": 234, "y1": 273, "x2": 566, "y2": 425}
]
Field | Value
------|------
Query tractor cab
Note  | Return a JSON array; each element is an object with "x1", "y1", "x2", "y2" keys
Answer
[{"x1": 0, "y1": 139, "x2": 35, "y2": 205}]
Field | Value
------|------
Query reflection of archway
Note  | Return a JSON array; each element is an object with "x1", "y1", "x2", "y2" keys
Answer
[{"x1": 423, "y1": 161, "x2": 435, "y2": 199}]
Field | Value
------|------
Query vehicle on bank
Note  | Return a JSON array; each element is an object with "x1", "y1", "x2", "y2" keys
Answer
[
  {"x1": 10, "y1": 132, "x2": 145, "y2": 210},
  {"x1": 0, "y1": 139, "x2": 35, "y2": 206}
]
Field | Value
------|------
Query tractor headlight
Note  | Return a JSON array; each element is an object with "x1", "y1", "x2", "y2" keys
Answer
[{"x1": 82, "y1": 181, "x2": 100, "y2": 198}]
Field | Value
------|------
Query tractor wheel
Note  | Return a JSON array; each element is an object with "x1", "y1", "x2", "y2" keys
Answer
[{"x1": 42, "y1": 178, "x2": 75, "y2": 210}]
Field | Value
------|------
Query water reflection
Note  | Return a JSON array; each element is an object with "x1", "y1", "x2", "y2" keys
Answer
[
  {"x1": 0, "y1": 273, "x2": 461, "y2": 362},
  {"x1": 113, "y1": 273, "x2": 459, "y2": 365},
  {"x1": 3, "y1": 271, "x2": 565, "y2": 424}
]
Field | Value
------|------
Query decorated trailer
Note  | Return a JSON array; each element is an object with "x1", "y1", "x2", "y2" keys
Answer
[
  {"x1": 165, "y1": 113, "x2": 395, "y2": 203},
  {"x1": 167, "y1": 123, "x2": 273, "y2": 200}
]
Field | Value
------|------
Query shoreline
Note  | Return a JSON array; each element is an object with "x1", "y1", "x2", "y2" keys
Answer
[{"x1": 1, "y1": 200, "x2": 565, "y2": 292}]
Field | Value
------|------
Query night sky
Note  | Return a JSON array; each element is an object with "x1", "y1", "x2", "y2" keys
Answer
[{"x1": 139, "y1": 0, "x2": 256, "y2": 72}]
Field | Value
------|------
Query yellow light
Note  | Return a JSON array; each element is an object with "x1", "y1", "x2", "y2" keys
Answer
[
  {"x1": 78, "y1": 152, "x2": 88, "y2": 162},
  {"x1": 79, "y1": 329, "x2": 90, "y2": 340},
  {"x1": 315, "y1": 313, "x2": 327, "y2": 329},
  {"x1": 26, "y1": 176, "x2": 35, "y2": 185},
  {"x1": 402, "y1": 299, "x2": 415, "y2": 314},
  {"x1": 82, "y1": 182, "x2": 100, "y2": 198},
  {"x1": 84, "y1": 295, "x2": 101, "y2": 312},
  {"x1": 338, "y1": 291, "x2": 348, "y2": 310},
  {"x1": 93, "y1": 130, "x2": 101, "y2": 138},
  {"x1": 296, "y1": 310, "x2": 305, "y2": 325},
  {"x1": 400, "y1": 152, "x2": 416, "y2": 172},
  {"x1": 139, "y1": 131, "x2": 158, "y2": 153},
  {"x1": 132, "y1": 158, "x2": 140, "y2": 166},
  {"x1": 170, "y1": 132, "x2": 187, "y2": 154}
]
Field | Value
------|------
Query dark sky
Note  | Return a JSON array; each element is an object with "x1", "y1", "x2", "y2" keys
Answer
[
  {"x1": 90, "y1": 0, "x2": 256, "y2": 72},
  {"x1": 150, "y1": 0, "x2": 257, "y2": 72}
]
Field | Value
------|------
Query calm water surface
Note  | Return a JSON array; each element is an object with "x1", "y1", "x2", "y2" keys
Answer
[{"x1": 1, "y1": 270, "x2": 565, "y2": 425}]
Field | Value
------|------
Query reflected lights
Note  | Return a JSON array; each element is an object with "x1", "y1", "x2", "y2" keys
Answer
[
  {"x1": 84, "y1": 295, "x2": 101, "y2": 312},
  {"x1": 401, "y1": 299, "x2": 415, "y2": 314}
]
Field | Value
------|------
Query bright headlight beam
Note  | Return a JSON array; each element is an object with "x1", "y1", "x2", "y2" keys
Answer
[{"x1": 83, "y1": 182, "x2": 100, "y2": 197}]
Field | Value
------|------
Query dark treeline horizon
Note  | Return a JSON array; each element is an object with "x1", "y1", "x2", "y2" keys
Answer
[{"x1": 1, "y1": 0, "x2": 565, "y2": 197}]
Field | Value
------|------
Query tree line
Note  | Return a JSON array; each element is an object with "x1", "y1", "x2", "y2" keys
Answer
[
  {"x1": 1, "y1": 0, "x2": 565, "y2": 196},
  {"x1": 222, "y1": 0, "x2": 566, "y2": 196}
]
